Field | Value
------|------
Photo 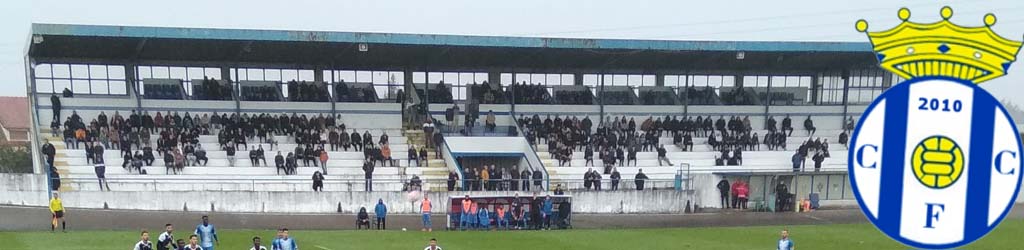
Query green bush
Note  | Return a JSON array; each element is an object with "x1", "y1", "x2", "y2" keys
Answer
[{"x1": 0, "y1": 145, "x2": 32, "y2": 173}]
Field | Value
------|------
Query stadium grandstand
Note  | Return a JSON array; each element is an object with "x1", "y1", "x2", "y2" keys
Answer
[{"x1": 7, "y1": 23, "x2": 896, "y2": 215}]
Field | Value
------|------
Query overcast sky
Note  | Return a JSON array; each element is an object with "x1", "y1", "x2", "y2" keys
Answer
[{"x1": 1, "y1": 0, "x2": 1022, "y2": 107}]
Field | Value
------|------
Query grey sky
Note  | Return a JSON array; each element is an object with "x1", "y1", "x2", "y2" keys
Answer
[{"x1": 2, "y1": 0, "x2": 1022, "y2": 107}]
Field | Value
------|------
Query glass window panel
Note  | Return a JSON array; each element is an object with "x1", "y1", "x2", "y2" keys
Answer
[
  {"x1": 298, "y1": 70, "x2": 314, "y2": 81},
  {"x1": 284, "y1": 69, "x2": 302, "y2": 81},
  {"x1": 475, "y1": 73, "x2": 488, "y2": 83},
  {"x1": 110, "y1": 81, "x2": 127, "y2": 95},
  {"x1": 88, "y1": 65, "x2": 107, "y2": 79},
  {"x1": 52, "y1": 64, "x2": 71, "y2": 78},
  {"x1": 266, "y1": 69, "x2": 282, "y2": 81},
  {"x1": 439, "y1": 72, "x2": 455, "y2": 84},
  {"x1": 338, "y1": 71, "x2": 356, "y2": 82},
  {"x1": 90, "y1": 80, "x2": 109, "y2": 95},
  {"x1": 149, "y1": 67, "x2": 168, "y2": 79},
  {"x1": 456, "y1": 86, "x2": 467, "y2": 100},
  {"x1": 53, "y1": 80, "x2": 71, "y2": 93},
  {"x1": 501, "y1": 73, "x2": 513, "y2": 85},
  {"x1": 72, "y1": 80, "x2": 90, "y2": 94},
  {"x1": 169, "y1": 67, "x2": 187, "y2": 80},
  {"x1": 35, "y1": 64, "x2": 53, "y2": 78},
  {"x1": 428, "y1": 72, "x2": 443, "y2": 83},
  {"x1": 584, "y1": 74, "x2": 599, "y2": 85},
  {"x1": 612, "y1": 75, "x2": 627, "y2": 85},
  {"x1": 187, "y1": 68, "x2": 205, "y2": 80},
  {"x1": 36, "y1": 79, "x2": 54, "y2": 93},
  {"x1": 355, "y1": 71, "x2": 371, "y2": 82},
  {"x1": 543, "y1": 74, "x2": 558, "y2": 86},
  {"x1": 246, "y1": 68, "x2": 264, "y2": 80},
  {"x1": 71, "y1": 64, "x2": 89, "y2": 79},
  {"x1": 459, "y1": 73, "x2": 474, "y2": 86},
  {"x1": 514, "y1": 73, "x2": 530, "y2": 84},
  {"x1": 665, "y1": 75, "x2": 679, "y2": 87},
  {"x1": 412, "y1": 72, "x2": 426, "y2": 83},
  {"x1": 562, "y1": 74, "x2": 575, "y2": 85},
  {"x1": 708, "y1": 75, "x2": 723, "y2": 87}
]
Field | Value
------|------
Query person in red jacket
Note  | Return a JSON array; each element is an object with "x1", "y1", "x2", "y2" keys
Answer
[
  {"x1": 730, "y1": 179, "x2": 740, "y2": 209},
  {"x1": 736, "y1": 179, "x2": 750, "y2": 210}
]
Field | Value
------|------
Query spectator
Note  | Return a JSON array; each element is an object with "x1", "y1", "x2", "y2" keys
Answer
[
  {"x1": 634, "y1": 169, "x2": 648, "y2": 190},
  {"x1": 781, "y1": 115, "x2": 794, "y2": 136},
  {"x1": 447, "y1": 170, "x2": 459, "y2": 191},
  {"x1": 193, "y1": 145, "x2": 207, "y2": 166},
  {"x1": 275, "y1": 152, "x2": 285, "y2": 175},
  {"x1": 521, "y1": 169, "x2": 531, "y2": 191},
  {"x1": 532, "y1": 169, "x2": 543, "y2": 191},
  {"x1": 319, "y1": 148, "x2": 329, "y2": 174},
  {"x1": 311, "y1": 171, "x2": 324, "y2": 192},
  {"x1": 839, "y1": 131, "x2": 849, "y2": 148},
  {"x1": 484, "y1": 110, "x2": 496, "y2": 132},
  {"x1": 803, "y1": 115, "x2": 816, "y2": 136},
  {"x1": 717, "y1": 178, "x2": 730, "y2": 208},
  {"x1": 408, "y1": 145, "x2": 419, "y2": 167},
  {"x1": 657, "y1": 145, "x2": 671, "y2": 166},
  {"x1": 553, "y1": 184, "x2": 565, "y2": 195},
  {"x1": 362, "y1": 159, "x2": 374, "y2": 191},
  {"x1": 812, "y1": 151, "x2": 825, "y2": 172},
  {"x1": 374, "y1": 199, "x2": 387, "y2": 230},
  {"x1": 42, "y1": 139, "x2": 56, "y2": 167},
  {"x1": 791, "y1": 151, "x2": 803, "y2": 172},
  {"x1": 610, "y1": 168, "x2": 621, "y2": 191},
  {"x1": 356, "y1": 207, "x2": 370, "y2": 229}
]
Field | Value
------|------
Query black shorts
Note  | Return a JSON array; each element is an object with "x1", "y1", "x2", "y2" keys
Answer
[{"x1": 54, "y1": 211, "x2": 64, "y2": 218}]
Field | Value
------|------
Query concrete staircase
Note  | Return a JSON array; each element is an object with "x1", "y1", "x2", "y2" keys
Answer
[
  {"x1": 402, "y1": 129, "x2": 450, "y2": 192},
  {"x1": 40, "y1": 129, "x2": 75, "y2": 192}
]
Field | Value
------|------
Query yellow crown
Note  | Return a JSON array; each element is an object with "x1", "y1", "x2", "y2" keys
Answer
[{"x1": 856, "y1": 6, "x2": 1023, "y2": 84}]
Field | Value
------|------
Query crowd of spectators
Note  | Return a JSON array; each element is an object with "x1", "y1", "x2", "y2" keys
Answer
[
  {"x1": 719, "y1": 87, "x2": 761, "y2": 105},
  {"x1": 143, "y1": 84, "x2": 184, "y2": 100},
  {"x1": 468, "y1": 82, "x2": 507, "y2": 104},
  {"x1": 508, "y1": 82, "x2": 551, "y2": 104},
  {"x1": 599, "y1": 90, "x2": 636, "y2": 105},
  {"x1": 287, "y1": 81, "x2": 330, "y2": 102},
  {"x1": 334, "y1": 81, "x2": 380, "y2": 103},
  {"x1": 639, "y1": 90, "x2": 677, "y2": 105},
  {"x1": 554, "y1": 89, "x2": 593, "y2": 105},
  {"x1": 193, "y1": 77, "x2": 232, "y2": 101},
  {"x1": 241, "y1": 86, "x2": 281, "y2": 101},
  {"x1": 49, "y1": 110, "x2": 417, "y2": 180},
  {"x1": 457, "y1": 165, "x2": 544, "y2": 192},
  {"x1": 683, "y1": 86, "x2": 720, "y2": 105}
]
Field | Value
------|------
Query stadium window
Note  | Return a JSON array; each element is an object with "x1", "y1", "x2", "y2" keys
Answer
[
  {"x1": 34, "y1": 63, "x2": 128, "y2": 95},
  {"x1": 138, "y1": 66, "x2": 220, "y2": 96},
  {"x1": 500, "y1": 73, "x2": 513, "y2": 86},
  {"x1": 583, "y1": 74, "x2": 600, "y2": 95}
]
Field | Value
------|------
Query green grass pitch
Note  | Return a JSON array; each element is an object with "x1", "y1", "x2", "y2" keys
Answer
[{"x1": 2, "y1": 220, "x2": 1021, "y2": 249}]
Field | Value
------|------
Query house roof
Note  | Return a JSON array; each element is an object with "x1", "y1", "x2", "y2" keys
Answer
[{"x1": 0, "y1": 97, "x2": 30, "y2": 130}]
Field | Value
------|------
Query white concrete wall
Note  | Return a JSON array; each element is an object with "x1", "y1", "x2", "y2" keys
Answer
[
  {"x1": 3, "y1": 173, "x2": 1021, "y2": 213},
  {"x1": 0, "y1": 174, "x2": 696, "y2": 214}
]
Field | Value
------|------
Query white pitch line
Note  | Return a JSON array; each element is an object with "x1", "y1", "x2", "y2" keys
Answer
[{"x1": 315, "y1": 245, "x2": 334, "y2": 250}]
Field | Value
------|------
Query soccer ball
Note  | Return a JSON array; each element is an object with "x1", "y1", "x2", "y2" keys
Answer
[
  {"x1": 911, "y1": 135, "x2": 964, "y2": 189},
  {"x1": 402, "y1": 228, "x2": 407, "y2": 231}
]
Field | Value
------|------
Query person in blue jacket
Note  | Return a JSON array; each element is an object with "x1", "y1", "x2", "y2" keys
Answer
[
  {"x1": 468, "y1": 202, "x2": 478, "y2": 230},
  {"x1": 374, "y1": 199, "x2": 387, "y2": 230},
  {"x1": 542, "y1": 195, "x2": 554, "y2": 230},
  {"x1": 477, "y1": 205, "x2": 491, "y2": 231}
]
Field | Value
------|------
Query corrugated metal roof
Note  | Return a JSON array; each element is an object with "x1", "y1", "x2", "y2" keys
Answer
[{"x1": 31, "y1": 23, "x2": 872, "y2": 53}]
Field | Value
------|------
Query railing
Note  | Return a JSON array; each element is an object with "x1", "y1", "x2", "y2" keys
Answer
[{"x1": 57, "y1": 176, "x2": 687, "y2": 193}]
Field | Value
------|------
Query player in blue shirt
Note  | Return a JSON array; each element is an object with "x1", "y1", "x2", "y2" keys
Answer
[
  {"x1": 194, "y1": 215, "x2": 218, "y2": 250},
  {"x1": 275, "y1": 228, "x2": 297, "y2": 250},
  {"x1": 777, "y1": 229, "x2": 794, "y2": 250}
]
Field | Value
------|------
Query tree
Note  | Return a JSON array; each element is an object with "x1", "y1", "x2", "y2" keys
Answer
[{"x1": 0, "y1": 144, "x2": 32, "y2": 173}]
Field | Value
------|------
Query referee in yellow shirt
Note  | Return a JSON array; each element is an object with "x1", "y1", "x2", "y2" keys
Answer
[{"x1": 50, "y1": 192, "x2": 67, "y2": 232}]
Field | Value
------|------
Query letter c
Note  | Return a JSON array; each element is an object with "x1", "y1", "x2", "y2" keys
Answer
[
  {"x1": 995, "y1": 150, "x2": 1017, "y2": 175},
  {"x1": 857, "y1": 144, "x2": 879, "y2": 169}
]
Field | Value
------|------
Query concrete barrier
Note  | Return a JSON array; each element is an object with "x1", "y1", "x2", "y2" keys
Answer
[{"x1": 3, "y1": 174, "x2": 1019, "y2": 214}]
